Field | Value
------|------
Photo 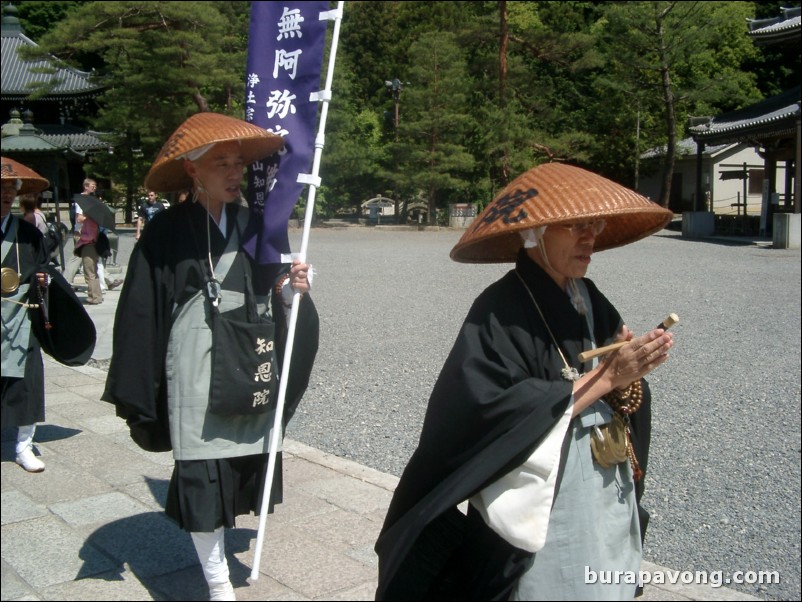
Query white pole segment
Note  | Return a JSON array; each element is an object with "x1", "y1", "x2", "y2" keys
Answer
[{"x1": 250, "y1": 2, "x2": 345, "y2": 581}]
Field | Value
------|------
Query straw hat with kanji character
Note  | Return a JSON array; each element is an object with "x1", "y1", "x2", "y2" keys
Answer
[
  {"x1": 144, "y1": 113, "x2": 284, "y2": 192},
  {"x1": 1, "y1": 156, "x2": 49, "y2": 195},
  {"x1": 450, "y1": 162, "x2": 673, "y2": 263}
]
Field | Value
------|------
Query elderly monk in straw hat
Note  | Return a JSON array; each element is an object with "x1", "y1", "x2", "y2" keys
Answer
[
  {"x1": 2, "y1": 157, "x2": 96, "y2": 473},
  {"x1": 375, "y1": 162, "x2": 676, "y2": 601},
  {"x1": 102, "y1": 113, "x2": 319, "y2": 601}
]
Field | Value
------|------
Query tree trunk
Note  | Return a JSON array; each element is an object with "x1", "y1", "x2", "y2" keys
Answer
[
  {"x1": 428, "y1": 183, "x2": 437, "y2": 226},
  {"x1": 634, "y1": 109, "x2": 641, "y2": 190},
  {"x1": 192, "y1": 89, "x2": 211, "y2": 113},
  {"x1": 499, "y1": 0, "x2": 510, "y2": 184},
  {"x1": 656, "y1": 4, "x2": 676, "y2": 209},
  {"x1": 499, "y1": 1, "x2": 508, "y2": 106},
  {"x1": 659, "y1": 63, "x2": 677, "y2": 209}
]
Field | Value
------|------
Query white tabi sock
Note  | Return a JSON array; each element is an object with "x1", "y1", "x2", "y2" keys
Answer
[
  {"x1": 191, "y1": 527, "x2": 234, "y2": 599},
  {"x1": 16, "y1": 424, "x2": 36, "y2": 455}
]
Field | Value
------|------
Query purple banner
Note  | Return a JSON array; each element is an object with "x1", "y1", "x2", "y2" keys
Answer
[{"x1": 243, "y1": 1, "x2": 328, "y2": 264}]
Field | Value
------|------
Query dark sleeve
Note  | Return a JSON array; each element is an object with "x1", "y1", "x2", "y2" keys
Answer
[
  {"x1": 386, "y1": 287, "x2": 575, "y2": 524},
  {"x1": 629, "y1": 378, "x2": 652, "y2": 502},
  {"x1": 15, "y1": 220, "x2": 95, "y2": 365},
  {"x1": 629, "y1": 377, "x2": 652, "y2": 547},
  {"x1": 270, "y1": 274, "x2": 319, "y2": 427},
  {"x1": 102, "y1": 236, "x2": 172, "y2": 452},
  {"x1": 376, "y1": 282, "x2": 575, "y2": 600},
  {"x1": 30, "y1": 267, "x2": 96, "y2": 366}
]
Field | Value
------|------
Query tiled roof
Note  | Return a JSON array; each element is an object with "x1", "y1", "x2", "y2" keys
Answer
[
  {"x1": 688, "y1": 86, "x2": 801, "y2": 144},
  {"x1": 1, "y1": 122, "x2": 111, "y2": 153},
  {"x1": 1, "y1": 31, "x2": 104, "y2": 99},
  {"x1": 641, "y1": 137, "x2": 732, "y2": 160},
  {"x1": 37, "y1": 123, "x2": 111, "y2": 151},
  {"x1": 0, "y1": 129, "x2": 61, "y2": 152},
  {"x1": 747, "y1": 7, "x2": 801, "y2": 45}
]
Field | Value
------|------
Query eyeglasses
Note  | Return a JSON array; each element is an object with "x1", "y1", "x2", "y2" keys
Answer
[{"x1": 559, "y1": 220, "x2": 606, "y2": 237}]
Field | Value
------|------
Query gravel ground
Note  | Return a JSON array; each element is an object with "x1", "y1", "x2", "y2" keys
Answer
[{"x1": 111, "y1": 225, "x2": 802, "y2": 600}]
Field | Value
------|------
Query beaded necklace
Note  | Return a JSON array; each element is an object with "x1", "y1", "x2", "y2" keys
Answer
[{"x1": 600, "y1": 381, "x2": 644, "y2": 481}]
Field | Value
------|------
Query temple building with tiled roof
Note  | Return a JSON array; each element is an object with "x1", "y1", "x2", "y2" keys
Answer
[
  {"x1": 746, "y1": 6, "x2": 801, "y2": 47},
  {"x1": 1, "y1": 2, "x2": 111, "y2": 207},
  {"x1": 687, "y1": 6, "x2": 800, "y2": 245},
  {"x1": 689, "y1": 86, "x2": 800, "y2": 154}
]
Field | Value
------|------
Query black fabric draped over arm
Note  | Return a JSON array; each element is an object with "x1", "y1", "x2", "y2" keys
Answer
[
  {"x1": 101, "y1": 203, "x2": 207, "y2": 451},
  {"x1": 375, "y1": 250, "x2": 635, "y2": 601}
]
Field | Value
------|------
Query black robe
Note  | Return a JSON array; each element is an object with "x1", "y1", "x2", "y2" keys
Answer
[
  {"x1": 2, "y1": 215, "x2": 95, "y2": 427},
  {"x1": 374, "y1": 249, "x2": 651, "y2": 601},
  {"x1": 102, "y1": 200, "x2": 319, "y2": 453}
]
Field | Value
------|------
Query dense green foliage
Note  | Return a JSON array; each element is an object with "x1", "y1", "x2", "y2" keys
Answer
[{"x1": 6, "y1": 0, "x2": 800, "y2": 221}]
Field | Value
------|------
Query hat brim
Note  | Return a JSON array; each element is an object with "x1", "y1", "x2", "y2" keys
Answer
[
  {"x1": 144, "y1": 113, "x2": 284, "y2": 192},
  {"x1": 450, "y1": 163, "x2": 674, "y2": 263},
  {"x1": 1, "y1": 156, "x2": 49, "y2": 195}
]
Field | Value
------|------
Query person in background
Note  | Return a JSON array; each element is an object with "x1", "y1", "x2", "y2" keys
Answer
[
  {"x1": 62, "y1": 178, "x2": 97, "y2": 290},
  {"x1": 73, "y1": 187, "x2": 103, "y2": 305},
  {"x1": 96, "y1": 223, "x2": 123, "y2": 293},
  {"x1": 20, "y1": 194, "x2": 64, "y2": 266},
  {"x1": 375, "y1": 162, "x2": 676, "y2": 601},
  {"x1": 87, "y1": 185, "x2": 120, "y2": 292},
  {"x1": 19, "y1": 194, "x2": 48, "y2": 236},
  {"x1": 102, "y1": 113, "x2": 319, "y2": 601},
  {"x1": 135, "y1": 189, "x2": 165, "y2": 241}
]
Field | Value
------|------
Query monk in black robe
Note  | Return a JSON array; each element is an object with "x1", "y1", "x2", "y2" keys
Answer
[
  {"x1": 375, "y1": 163, "x2": 675, "y2": 600},
  {"x1": 2, "y1": 157, "x2": 95, "y2": 473},
  {"x1": 102, "y1": 113, "x2": 319, "y2": 602}
]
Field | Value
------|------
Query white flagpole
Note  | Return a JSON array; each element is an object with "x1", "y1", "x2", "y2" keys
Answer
[{"x1": 250, "y1": 1, "x2": 344, "y2": 582}]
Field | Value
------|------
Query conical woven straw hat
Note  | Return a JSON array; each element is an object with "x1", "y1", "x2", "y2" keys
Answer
[
  {"x1": 451, "y1": 162, "x2": 673, "y2": 263},
  {"x1": 145, "y1": 113, "x2": 284, "y2": 192},
  {"x1": 1, "y1": 156, "x2": 49, "y2": 195}
]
